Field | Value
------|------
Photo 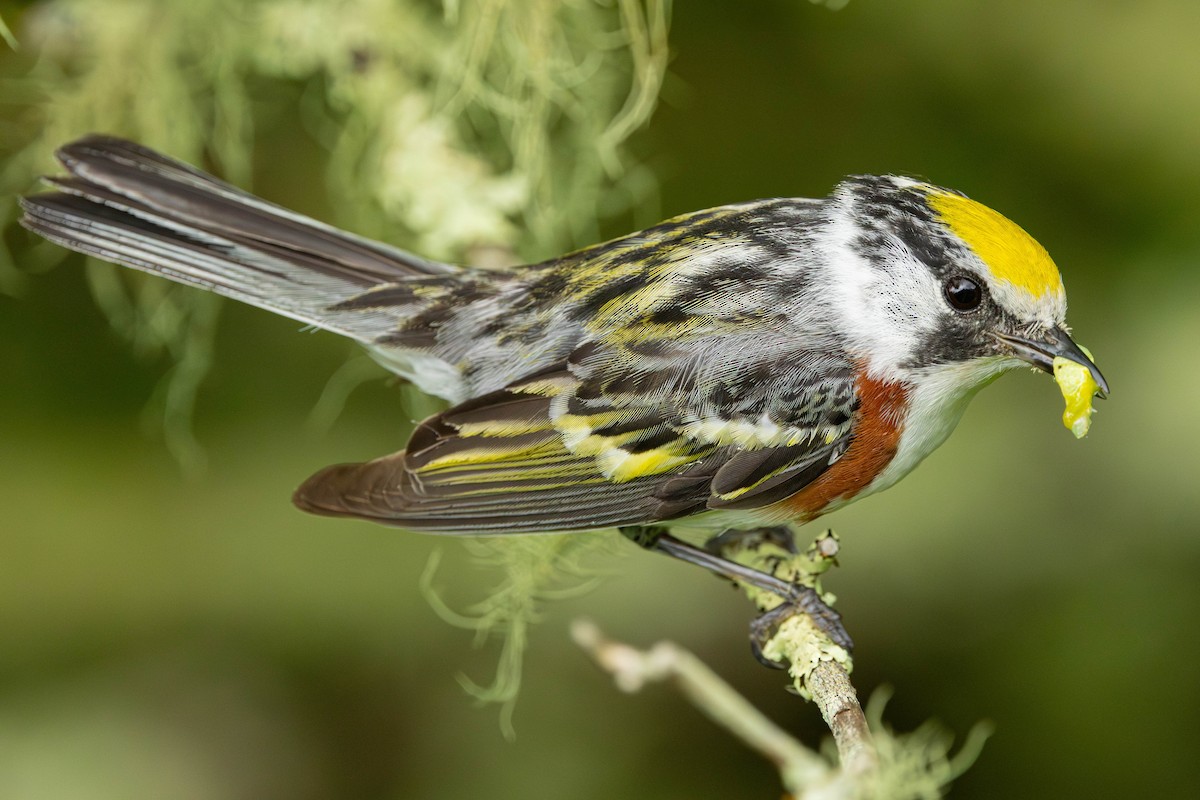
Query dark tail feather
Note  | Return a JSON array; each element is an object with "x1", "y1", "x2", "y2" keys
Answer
[{"x1": 19, "y1": 135, "x2": 454, "y2": 343}]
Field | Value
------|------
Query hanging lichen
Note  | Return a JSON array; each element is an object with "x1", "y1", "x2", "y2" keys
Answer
[{"x1": 0, "y1": 0, "x2": 672, "y2": 725}]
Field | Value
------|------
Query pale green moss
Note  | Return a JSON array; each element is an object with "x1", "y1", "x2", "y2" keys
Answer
[
  {"x1": 0, "y1": 0, "x2": 671, "y2": 723},
  {"x1": 421, "y1": 531, "x2": 624, "y2": 738}
]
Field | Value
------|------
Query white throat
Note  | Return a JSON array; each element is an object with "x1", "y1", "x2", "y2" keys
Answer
[{"x1": 856, "y1": 356, "x2": 1021, "y2": 503}]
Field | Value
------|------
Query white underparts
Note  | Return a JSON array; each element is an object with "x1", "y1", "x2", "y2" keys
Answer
[{"x1": 853, "y1": 355, "x2": 1021, "y2": 506}]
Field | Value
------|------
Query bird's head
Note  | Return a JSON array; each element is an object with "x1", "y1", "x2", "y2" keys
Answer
[{"x1": 819, "y1": 175, "x2": 1107, "y2": 405}]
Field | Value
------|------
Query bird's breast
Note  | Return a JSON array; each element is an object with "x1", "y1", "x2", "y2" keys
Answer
[
  {"x1": 824, "y1": 357, "x2": 1010, "y2": 515},
  {"x1": 776, "y1": 371, "x2": 911, "y2": 520}
]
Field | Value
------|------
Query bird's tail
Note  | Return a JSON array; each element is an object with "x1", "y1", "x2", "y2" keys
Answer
[{"x1": 19, "y1": 135, "x2": 460, "y2": 345}]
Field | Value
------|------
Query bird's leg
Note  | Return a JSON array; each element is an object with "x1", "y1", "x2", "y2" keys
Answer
[
  {"x1": 619, "y1": 526, "x2": 852, "y2": 652},
  {"x1": 707, "y1": 525, "x2": 833, "y2": 669},
  {"x1": 704, "y1": 525, "x2": 798, "y2": 556}
]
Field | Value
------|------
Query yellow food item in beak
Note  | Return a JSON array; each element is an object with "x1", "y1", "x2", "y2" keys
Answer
[{"x1": 1053, "y1": 354, "x2": 1099, "y2": 438}]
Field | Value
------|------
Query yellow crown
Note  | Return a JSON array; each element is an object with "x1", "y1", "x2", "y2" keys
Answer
[{"x1": 929, "y1": 191, "x2": 1065, "y2": 300}]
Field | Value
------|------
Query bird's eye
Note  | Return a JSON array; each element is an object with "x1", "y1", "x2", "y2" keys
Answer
[{"x1": 944, "y1": 275, "x2": 982, "y2": 311}]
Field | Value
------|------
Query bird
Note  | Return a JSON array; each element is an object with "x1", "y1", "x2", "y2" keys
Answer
[{"x1": 20, "y1": 135, "x2": 1108, "y2": 649}]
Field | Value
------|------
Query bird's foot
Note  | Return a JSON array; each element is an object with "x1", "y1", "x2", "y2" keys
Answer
[{"x1": 619, "y1": 525, "x2": 853, "y2": 653}]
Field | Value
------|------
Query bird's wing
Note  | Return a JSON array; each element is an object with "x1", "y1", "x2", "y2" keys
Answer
[{"x1": 293, "y1": 329, "x2": 860, "y2": 532}]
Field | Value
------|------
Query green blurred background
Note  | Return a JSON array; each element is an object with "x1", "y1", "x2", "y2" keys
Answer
[{"x1": 2, "y1": 1, "x2": 1199, "y2": 797}]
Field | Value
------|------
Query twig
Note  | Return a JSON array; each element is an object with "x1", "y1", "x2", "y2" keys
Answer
[
  {"x1": 809, "y1": 660, "x2": 876, "y2": 776},
  {"x1": 722, "y1": 529, "x2": 877, "y2": 773},
  {"x1": 571, "y1": 620, "x2": 844, "y2": 797},
  {"x1": 576, "y1": 532, "x2": 989, "y2": 797}
]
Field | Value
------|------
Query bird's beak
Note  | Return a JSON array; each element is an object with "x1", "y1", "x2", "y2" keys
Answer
[{"x1": 994, "y1": 326, "x2": 1109, "y2": 399}]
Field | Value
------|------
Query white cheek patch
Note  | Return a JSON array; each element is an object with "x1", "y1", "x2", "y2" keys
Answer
[{"x1": 817, "y1": 211, "x2": 945, "y2": 378}]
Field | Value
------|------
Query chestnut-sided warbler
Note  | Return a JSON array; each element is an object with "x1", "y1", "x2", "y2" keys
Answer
[{"x1": 21, "y1": 136, "x2": 1108, "y2": 646}]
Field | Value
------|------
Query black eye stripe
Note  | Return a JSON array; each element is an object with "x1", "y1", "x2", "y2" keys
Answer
[{"x1": 944, "y1": 275, "x2": 982, "y2": 311}]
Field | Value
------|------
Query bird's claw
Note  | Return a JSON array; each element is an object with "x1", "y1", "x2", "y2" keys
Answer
[{"x1": 749, "y1": 584, "x2": 854, "y2": 669}]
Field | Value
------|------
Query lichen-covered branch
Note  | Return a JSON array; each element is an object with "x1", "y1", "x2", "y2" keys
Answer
[
  {"x1": 808, "y1": 659, "x2": 877, "y2": 776},
  {"x1": 574, "y1": 617, "x2": 991, "y2": 799},
  {"x1": 713, "y1": 528, "x2": 876, "y2": 772},
  {"x1": 575, "y1": 530, "x2": 992, "y2": 797}
]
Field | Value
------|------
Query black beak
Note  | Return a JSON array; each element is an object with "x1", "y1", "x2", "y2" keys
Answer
[{"x1": 995, "y1": 326, "x2": 1109, "y2": 398}]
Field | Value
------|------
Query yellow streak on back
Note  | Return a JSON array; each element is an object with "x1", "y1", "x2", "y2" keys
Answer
[{"x1": 929, "y1": 191, "x2": 1064, "y2": 300}]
